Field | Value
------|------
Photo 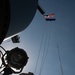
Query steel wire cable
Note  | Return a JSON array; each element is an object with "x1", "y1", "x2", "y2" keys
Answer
[
  {"x1": 39, "y1": 24, "x2": 51, "y2": 75},
  {"x1": 34, "y1": 23, "x2": 46, "y2": 75},
  {"x1": 52, "y1": 26, "x2": 64, "y2": 75}
]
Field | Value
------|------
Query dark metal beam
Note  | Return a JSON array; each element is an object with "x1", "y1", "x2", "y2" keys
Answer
[{"x1": 37, "y1": 4, "x2": 45, "y2": 15}]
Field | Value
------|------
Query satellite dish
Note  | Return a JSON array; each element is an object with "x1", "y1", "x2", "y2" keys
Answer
[{"x1": 0, "y1": 0, "x2": 38, "y2": 44}]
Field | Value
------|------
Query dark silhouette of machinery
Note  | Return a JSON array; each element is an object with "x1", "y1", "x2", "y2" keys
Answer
[
  {"x1": 0, "y1": 0, "x2": 38, "y2": 44},
  {"x1": 0, "y1": 0, "x2": 38, "y2": 74},
  {"x1": 0, "y1": 0, "x2": 56, "y2": 75},
  {"x1": 11, "y1": 35, "x2": 20, "y2": 43},
  {"x1": 37, "y1": 4, "x2": 45, "y2": 15},
  {"x1": 0, "y1": 46, "x2": 29, "y2": 74}
]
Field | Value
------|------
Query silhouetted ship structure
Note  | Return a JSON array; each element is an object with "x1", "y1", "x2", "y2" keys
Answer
[
  {"x1": 0, "y1": 0, "x2": 56, "y2": 75},
  {"x1": 11, "y1": 35, "x2": 20, "y2": 43},
  {"x1": 0, "y1": 0, "x2": 38, "y2": 75},
  {"x1": 0, "y1": 0, "x2": 38, "y2": 44}
]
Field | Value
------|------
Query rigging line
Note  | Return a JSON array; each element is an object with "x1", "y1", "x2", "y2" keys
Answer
[
  {"x1": 53, "y1": 26, "x2": 64, "y2": 75},
  {"x1": 39, "y1": 24, "x2": 51, "y2": 75},
  {"x1": 39, "y1": 22, "x2": 50, "y2": 75},
  {"x1": 34, "y1": 22, "x2": 46, "y2": 75},
  {"x1": 39, "y1": 23, "x2": 47, "y2": 75},
  {"x1": 57, "y1": 44, "x2": 64, "y2": 75}
]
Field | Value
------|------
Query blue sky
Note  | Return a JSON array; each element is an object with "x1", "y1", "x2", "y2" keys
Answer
[{"x1": 1, "y1": 0, "x2": 75, "y2": 75}]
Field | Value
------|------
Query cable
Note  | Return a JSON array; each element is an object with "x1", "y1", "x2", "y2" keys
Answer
[
  {"x1": 57, "y1": 44, "x2": 64, "y2": 75},
  {"x1": 34, "y1": 22, "x2": 46, "y2": 75},
  {"x1": 39, "y1": 24, "x2": 51, "y2": 75},
  {"x1": 52, "y1": 26, "x2": 64, "y2": 75},
  {"x1": 34, "y1": 21, "x2": 50, "y2": 75},
  {"x1": 0, "y1": 46, "x2": 6, "y2": 52},
  {"x1": 39, "y1": 23, "x2": 47, "y2": 75}
]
